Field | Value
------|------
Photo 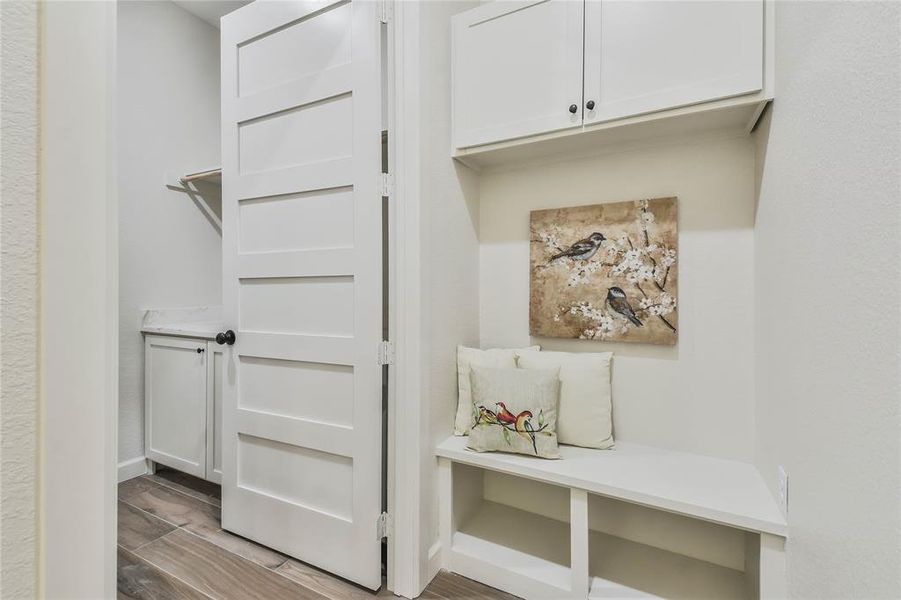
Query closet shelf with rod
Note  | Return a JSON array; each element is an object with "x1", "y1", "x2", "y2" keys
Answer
[
  {"x1": 180, "y1": 167, "x2": 221, "y2": 184},
  {"x1": 165, "y1": 166, "x2": 222, "y2": 188},
  {"x1": 164, "y1": 166, "x2": 223, "y2": 231}
]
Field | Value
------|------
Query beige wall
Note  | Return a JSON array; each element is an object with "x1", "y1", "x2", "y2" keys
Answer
[
  {"x1": 480, "y1": 135, "x2": 758, "y2": 461},
  {"x1": 0, "y1": 1, "x2": 40, "y2": 597},
  {"x1": 753, "y1": 2, "x2": 901, "y2": 597}
]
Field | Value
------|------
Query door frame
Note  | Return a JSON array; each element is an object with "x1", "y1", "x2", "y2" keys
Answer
[
  {"x1": 40, "y1": 1, "x2": 119, "y2": 597},
  {"x1": 39, "y1": 1, "x2": 426, "y2": 597},
  {"x1": 386, "y1": 0, "x2": 426, "y2": 596}
]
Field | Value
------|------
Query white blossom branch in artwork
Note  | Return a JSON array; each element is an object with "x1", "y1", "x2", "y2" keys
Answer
[{"x1": 549, "y1": 199, "x2": 678, "y2": 337}]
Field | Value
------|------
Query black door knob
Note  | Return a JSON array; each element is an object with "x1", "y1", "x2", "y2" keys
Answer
[
  {"x1": 568, "y1": 104, "x2": 578, "y2": 114},
  {"x1": 216, "y1": 330, "x2": 236, "y2": 345},
  {"x1": 586, "y1": 100, "x2": 596, "y2": 110}
]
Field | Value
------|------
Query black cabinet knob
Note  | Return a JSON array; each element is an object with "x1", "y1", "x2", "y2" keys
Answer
[
  {"x1": 586, "y1": 100, "x2": 596, "y2": 110},
  {"x1": 568, "y1": 104, "x2": 578, "y2": 114},
  {"x1": 216, "y1": 330, "x2": 236, "y2": 346},
  {"x1": 196, "y1": 347, "x2": 205, "y2": 354}
]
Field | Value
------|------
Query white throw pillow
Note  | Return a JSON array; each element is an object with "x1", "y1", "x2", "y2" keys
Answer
[
  {"x1": 515, "y1": 350, "x2": 613, "y2": 449},
  {"x1": 467, "y1": 367, "x2": 561, "y2": 459},
  {"x1": 455, "y1": 345, "x2": 540, "y2": 435}
]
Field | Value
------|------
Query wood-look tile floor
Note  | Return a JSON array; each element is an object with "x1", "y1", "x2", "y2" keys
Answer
[{"x1": 118, "y1": 468, "x2": 518, "y2": 600}]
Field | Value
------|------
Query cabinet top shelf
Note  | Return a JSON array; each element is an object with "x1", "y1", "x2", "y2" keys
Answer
[{"x1": 141, "y1": 306, "x2": 223, "y2": 340}]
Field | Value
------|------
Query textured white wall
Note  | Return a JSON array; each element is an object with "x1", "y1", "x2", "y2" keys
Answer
[
  {"x1": 0, "y1": 2, "x2": 39, "y2": 597},
  {"x1": 753, "y1": 2, "x2": 901, "y2": 598},
  {"x1": 480, "y1": 136, "x2": 757, "y2": 461},
  {"x1": 118, "y1": 1, "x2": 222, "y2": 466}
]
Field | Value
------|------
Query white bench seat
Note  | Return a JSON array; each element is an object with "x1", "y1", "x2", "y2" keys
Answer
[
  {"x1": 436, "y1": 435, "x2": 787, "y2": 536},
  {"x1": 436, "y1": 436, "x2": 788, "y2": 599}
]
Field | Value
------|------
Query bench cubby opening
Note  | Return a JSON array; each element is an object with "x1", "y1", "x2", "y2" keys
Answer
[
  {"x1": 585, "y1": 492, "x2": 753, "y2": 599},
  {"x1": 440, "y1": 461, "x2": 573, "y2": 599},
  {"x1": 437, "y1": 436, "x2": 787, "y2": 599}
]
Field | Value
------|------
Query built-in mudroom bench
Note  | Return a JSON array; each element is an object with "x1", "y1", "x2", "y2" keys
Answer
[{"x1": 437, "y1": 436, "x2": 787, "y2": 600}]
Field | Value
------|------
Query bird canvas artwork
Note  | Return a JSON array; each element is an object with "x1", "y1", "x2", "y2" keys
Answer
[{"x1": 529, "y1": 197, "x2": 678, "y2": 345}]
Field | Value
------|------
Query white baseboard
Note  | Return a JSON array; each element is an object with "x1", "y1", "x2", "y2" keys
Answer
[
  {"x1": 428, "y1": 540, "x2": 442, "y2": 580},
  {"x1": 118, "y1": 456, "x2": 148, "y2": 482}
]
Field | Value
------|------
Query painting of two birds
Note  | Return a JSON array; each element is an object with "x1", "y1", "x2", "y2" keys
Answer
[{"x1": 529, "y1": 197, "x2": 678, "y2": 345}]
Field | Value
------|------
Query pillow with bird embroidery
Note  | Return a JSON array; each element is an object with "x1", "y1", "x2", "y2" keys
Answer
[
  {"x1": 467, "y1": 366, "x2": 561, "y2": 459},
  {"x1": 515, "y1": 350, "x2": 613, "y2": 450},
  {"x1": 454, "y1": 345, "x2": 540, "y2": 436}
]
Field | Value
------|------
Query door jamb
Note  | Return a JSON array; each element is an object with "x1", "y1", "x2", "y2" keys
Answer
[
  {"x1": 40, "y1": 1, "x2": 118, "y2": 597},
  {"x1": 386, "y1": 1, "x2": 426, "y2": 597}
]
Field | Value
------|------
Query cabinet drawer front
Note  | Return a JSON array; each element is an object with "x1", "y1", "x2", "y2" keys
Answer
[
  {"x1": 145, "y1": 336, "x2": 208, "y2": 478},
  {"x1": 584, "y1": 0, "x2": 764, "y2": 123},
  {"x1": 453, "y1": 0, "x2": 584, "y2": 149}
]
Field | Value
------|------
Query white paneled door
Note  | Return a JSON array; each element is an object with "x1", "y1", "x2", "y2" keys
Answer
[{"x1": 220, "y1": 0, "x2": 383, "y2": 590}]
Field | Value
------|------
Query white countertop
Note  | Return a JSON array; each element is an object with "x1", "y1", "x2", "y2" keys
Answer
[{"x1": 141, "y1": 306, "x2": 223, "y2": 340}]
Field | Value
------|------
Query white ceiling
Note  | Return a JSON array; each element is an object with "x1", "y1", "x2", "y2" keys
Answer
[{"x1": 171, "y1": 0, "x2": 253, "y2": 29}]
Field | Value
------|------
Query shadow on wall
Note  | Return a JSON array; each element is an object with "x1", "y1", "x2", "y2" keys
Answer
[
  {"x1": 752, "y1": 103, "x2": 771, "y2": 222},
  {"x1": 164, "y1": 179, "x2": 222, "y2": 234},
  {"x1": 455, "y1": 159, "x2": 481, "y2": 238},
  {"x1": 536, "y1": 336, "x2": 678, "y2": 361},
  {"x1": 477, "y1": 134, "x2": 757, "y2": 247}
]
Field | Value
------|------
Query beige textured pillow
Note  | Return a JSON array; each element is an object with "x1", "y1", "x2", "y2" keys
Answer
[
  {"x1": 467, "y1": 367, "x2": 561, "y2": 459},
  {"x1": 454, "y1": 345, "x2": 540, "y2": 435},
  {"x1": 516, "y1": 350, "x2": 613, "y2": 449}
]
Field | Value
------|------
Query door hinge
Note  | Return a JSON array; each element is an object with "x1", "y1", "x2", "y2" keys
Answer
[
  {"x1": 378, "y1": 0, "x2": 392, "y2": 24},
  {"x1": 380, "y1": 172, "x2": 393, "y2": 198},
  {"x1": 377, "y1": 512, "x2": 390, "y2": 540},
  {"x1": 377, "y1": 340, "x2": 395, "y2": 366}
]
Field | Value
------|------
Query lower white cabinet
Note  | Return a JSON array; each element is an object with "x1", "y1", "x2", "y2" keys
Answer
[{"x1": 144, "y1": 334, "x2": 223, "y2": 483}]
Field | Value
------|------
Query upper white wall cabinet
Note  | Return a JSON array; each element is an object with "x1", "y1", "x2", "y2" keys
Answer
[
  {"x1": 583, "y1": 0, "x2": 763, "y2": 122},
  {"x1": 452, "y1": 0, "x2": 772, "y2": 166},
  {"x1": 452, "y1": 1, "x2": 585, "y2": 148}
]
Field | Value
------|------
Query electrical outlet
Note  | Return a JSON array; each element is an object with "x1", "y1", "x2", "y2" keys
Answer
[{"x1": 778, "y1": 466, "x2": 789, "y2": 515}]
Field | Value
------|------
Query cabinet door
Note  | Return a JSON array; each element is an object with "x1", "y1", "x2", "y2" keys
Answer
[
  {"x1": 205, "y1": 343, "x2": 224, "y2": 484},
  {"x1": 452, "y1": 0, "x2": 584, "y2": 149},
  {"x1": 145, "y1": 336, "x2": 207, "y2": 478},
  {"x1": 584, "y1": 0, "x2": 764, "y2": 124}
]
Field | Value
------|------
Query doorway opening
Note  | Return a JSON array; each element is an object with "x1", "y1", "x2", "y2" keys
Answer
[{"x1": 115, "y1": 1, "x2": 392, "y2": 596}]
